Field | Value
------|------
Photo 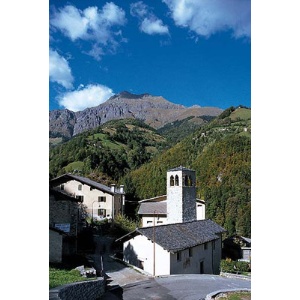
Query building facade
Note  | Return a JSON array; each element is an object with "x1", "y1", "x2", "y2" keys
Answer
[
  {"x1": 50, "y1": 174, "x2": 125, "y2": 221},
  {"x1": 49, "y1": 188, "x2": 82, "y2": 263}
]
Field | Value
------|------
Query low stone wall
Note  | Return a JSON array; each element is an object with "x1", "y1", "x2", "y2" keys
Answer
[
  {"x1": 205, "y1": 288, "x2": 251, "y2": 300},
  {"x1": 49, "y1": 277, "x2": 105, "y2": 300}
]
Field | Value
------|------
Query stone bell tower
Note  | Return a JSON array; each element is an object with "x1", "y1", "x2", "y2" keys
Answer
[{"x1": 166, "y1": 166, "x2": 197, "y2": 224}]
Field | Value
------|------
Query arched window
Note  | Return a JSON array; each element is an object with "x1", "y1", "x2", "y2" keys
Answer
[
  {"x1": 188, "y1": 176, "x2": 193, "y2": 186},
  {"x1": 175, "y1": 175, "x2": 179, "y2": 186},
  {"x1": 184, "y1": 175, "x2": 188, "y2": 186},
  {"x1": 170, "y1": 175, "x2": 174, "y2": 186}
]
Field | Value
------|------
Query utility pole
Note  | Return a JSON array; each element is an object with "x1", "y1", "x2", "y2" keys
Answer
[{"x1": 153, "y1": 210, "x2": 156, "y2": 277}]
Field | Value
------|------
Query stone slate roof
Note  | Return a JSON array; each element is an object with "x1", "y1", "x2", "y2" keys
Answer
[
  {"x1": 168, "y1": 166, "x2": 194, "y2": 172},
  {"x1": 117, "y1": 219, "x2": 226, "y2": 253},
  {"x1": 138, "y1": 200, "x2": 167, "y2": 215},
  {"x1": 50, "y1": 174, "x2": 123, "y2": 195},
  {"x1": 139, "y1": 195, "x2": 167, "y2": 203}
]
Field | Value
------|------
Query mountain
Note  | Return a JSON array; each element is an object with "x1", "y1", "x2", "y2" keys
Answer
[{"x1": 49, "y1": 91, "x2": 223, "y2": 139}]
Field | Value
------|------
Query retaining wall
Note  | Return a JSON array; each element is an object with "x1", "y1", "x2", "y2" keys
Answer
[{"x1": 49, "y1": 277, "x2": 105, "y2": 300}]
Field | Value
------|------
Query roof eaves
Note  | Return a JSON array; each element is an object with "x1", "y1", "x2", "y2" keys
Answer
[{"x1": 115, "y1": 229, "x2": 139, "y2": 243}]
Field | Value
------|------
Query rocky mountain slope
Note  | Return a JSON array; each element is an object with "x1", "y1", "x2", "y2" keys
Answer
[{"x1": 49, "y1": 91, "x2": 223, "y2": 139}]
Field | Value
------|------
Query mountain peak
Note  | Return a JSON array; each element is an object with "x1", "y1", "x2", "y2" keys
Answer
[{"x1": 111, "y1": 91, "x2": 153, "y2": 100}]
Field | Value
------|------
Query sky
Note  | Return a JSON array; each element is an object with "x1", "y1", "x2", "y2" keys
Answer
[{"x1": 49, "y1": 0, "x2": 251, "y2": 111}]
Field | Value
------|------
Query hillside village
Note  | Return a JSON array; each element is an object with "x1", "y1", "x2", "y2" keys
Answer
[
  {"x1": 50, "y1": 165, "x2": 251, "y2": 297},
  {"x1": 49, "y1": 105, "x2": 251, "y2": 298}
]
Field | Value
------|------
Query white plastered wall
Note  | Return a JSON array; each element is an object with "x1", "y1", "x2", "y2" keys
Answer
[{"x1": 123, "y1": 235, "x2": 170, "y2": 276}]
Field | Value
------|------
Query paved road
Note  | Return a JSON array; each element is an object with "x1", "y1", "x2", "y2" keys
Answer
[
  {"x1": 102, "y1": 274, "x2": 250, "y2": 300},
  {"x1": 89, "y1": 234, "x2": 250, "y2": 300}
]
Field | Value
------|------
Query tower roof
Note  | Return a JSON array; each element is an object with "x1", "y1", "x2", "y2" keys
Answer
[{"x1": 168, "y1": 166, "x2": 194, "y2": 172}]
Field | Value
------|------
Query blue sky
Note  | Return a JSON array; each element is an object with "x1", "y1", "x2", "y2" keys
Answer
[{"x1": 49, "y1": 0, "x2": 251, "y2": 111}]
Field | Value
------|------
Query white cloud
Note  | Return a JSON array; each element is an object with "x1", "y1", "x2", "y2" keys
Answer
[
  {"x1": 141, "y1": 18, "x2": 169, "y2": 35},
  {"x1": 162, "y1": 0, "x2": 250, "y2": 39},
  {"x1": 49, "y1": 49, "x2": 74, "y2": 89},
  {"x1": 50, "y1": 3, "x2": 126, "y2": 59},
  {"x1": 130, "y1": 1, "x2": 148, "y2": 18},
  {"x1": 57, "y1": 84, "x2": 114, "y2": 112},
  {"x1": 130, "y1": 1, "x2": 169, "y2": 35}
]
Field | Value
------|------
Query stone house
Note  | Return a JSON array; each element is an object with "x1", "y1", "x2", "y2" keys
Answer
[
  {"x1": 50, "y1": 174, "x2": 126, "y2": 221},
  {"x1": 138, "y1": 166, "x2": 206, "y2": 227},
  {"x1": 117, "y1": 219, "x2": 226, "y2": 276},
  {"x1": 49, "y1": 188, "x2": 83, "y2": 263}
]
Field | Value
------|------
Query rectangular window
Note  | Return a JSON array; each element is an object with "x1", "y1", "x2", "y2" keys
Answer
[
  {"x1": 98, "y1": 196, "x2": 106, "y2": 202},
  {"x1": 78, "y1": 184, "x2": 82, "y2": 191},
  {"x1": 204, "y1": 243, "x2": 208, "y2": 250},
  {"x1": 147, "y1": 221, "x2": 153, "y2": 224},
  {"x1": 98, "y1": 209, "x2": 106, "y2": 216},
  {"x1": 157, "y1": 221, "x2": 163, "y2": 224},
  {"x1": 189, "y1": 248, "x2": 193, "y2": 257},
  {"x1": 76, "y1": 195, "x2": 84, "y2": 202},
  {"x1": 212, "y1": 240, "x2": 215, "y2": 250},
  {"x1": 177, "y1": 251, "x2": 181, "y2": 261}
]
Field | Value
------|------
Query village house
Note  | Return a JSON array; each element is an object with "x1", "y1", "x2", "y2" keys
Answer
[
  {"x1": 116, "y1": 166, "x2": 226, "y2": 276},
  {"x1": 50, "y1": 174, "x2": 126, "y2": 221},
  {"x1": 222, "y1": 235, "x2": 251, "y2": 262},
  {"x1": 49, "y1": 188, "x2": 83, "y2": 263},
  {"x1": 138, "y1": 166, "x2": 205, "y2": 227}
]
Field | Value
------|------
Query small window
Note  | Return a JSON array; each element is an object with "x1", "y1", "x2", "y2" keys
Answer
[
  {"x1": 78, "y1": 184, "x2": 82, "y2": 191},
  {"x1": 147, "y1": 220, "x2": 153, "y2": 224},
  {"x1": 170, "y1": 175, "x2": 174, "y2": 186},
  {"x1": 184, "y1": 175, "x2": 188, "y2": 186},
  {"x1": 204, "y1": 243, "x2": 208, "y2": 250},
  {"x1": 98, "y1": 209, "x2": 106, "y2": 216},
  {"x1": 98, "y1": 196, "x2": 106, "y2": 202},
  {"x1": 177, "y1": 251, "x2": 181, "y2": 261},
  {"x1": 76, "y1": 195, "x2": 84, "y2": 202},
  {"x1": 175, "y1": 175, "x2": 179, "y2": 186},
  {"x1": 60, "y1": 184, "x2": 64, "y2": 191},
  {"x1": 189, "y1": 248, "x2": 193, "y2": 257},
  {"x1": 157, "y1": 221, "x2": 163, "y2": 224},
  {"x1": 212, "y1": 240, "x2": 215, "y2": 250}
]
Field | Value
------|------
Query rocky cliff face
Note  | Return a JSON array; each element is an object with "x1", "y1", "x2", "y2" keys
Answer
[{"x1": 49, "y1": 91, "x2": 223, "y2": 138}]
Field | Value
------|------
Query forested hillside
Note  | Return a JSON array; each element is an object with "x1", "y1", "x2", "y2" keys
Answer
[
  {"x1": 49, "y1": 119, "x2": 168, "y2": 182},
  {"x1": 121, "y1": 106, "x2": 251, "y2": 237}
]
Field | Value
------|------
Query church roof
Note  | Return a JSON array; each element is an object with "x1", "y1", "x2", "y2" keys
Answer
[{"x1": 117, "y1": 219, "x2": 226, "y2": 253}]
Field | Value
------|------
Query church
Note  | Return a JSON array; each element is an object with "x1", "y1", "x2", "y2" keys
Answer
[{"x1": 116, "y1": 166, "x2": 226, "y2": 276}]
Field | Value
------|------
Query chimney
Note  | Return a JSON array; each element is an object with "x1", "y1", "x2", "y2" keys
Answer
[
  {"x1": 110, "y1": 184, "x2": 116, "y2": 193},
  {"x1": 119, "y1": 185, "x2": 124, "y2": 193}
]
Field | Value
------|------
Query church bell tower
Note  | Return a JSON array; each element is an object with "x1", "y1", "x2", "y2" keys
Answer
[{"x1": 166, "y1": 166, "x2": 197, "y2": 224}]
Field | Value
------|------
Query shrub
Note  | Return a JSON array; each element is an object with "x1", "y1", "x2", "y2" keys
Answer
[
  {"x1": 220, "y1": 259, "x2": 250, "y2": 274},
  {"x1": 111, "y1": 214, "x2": 138, "y2": 236}
]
